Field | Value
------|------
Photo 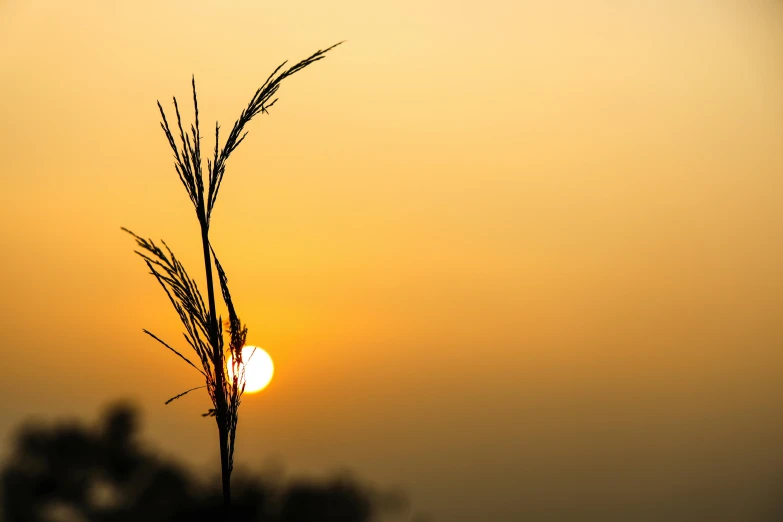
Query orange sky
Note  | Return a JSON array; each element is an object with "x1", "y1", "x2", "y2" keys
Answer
[{"x1": 1, "y1": 1, "x2": 783, "y2": 520}]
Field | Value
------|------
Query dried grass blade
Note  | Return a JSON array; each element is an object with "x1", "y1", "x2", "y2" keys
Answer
[
  {"x1": 165, "y1": 385, "x2": 207, "y2": 405},
  {"x1": 143, "y1": 329, "x2": 207, "y2": 377}
]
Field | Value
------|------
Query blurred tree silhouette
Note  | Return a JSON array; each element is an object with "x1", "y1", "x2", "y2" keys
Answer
[{"x1": 0, "y1": 403, "x2": 404, "y2": 522}]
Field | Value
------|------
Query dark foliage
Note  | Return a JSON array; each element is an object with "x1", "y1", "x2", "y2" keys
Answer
[{"x1": 0, "y1": 403, "x2": 403, "y2": 522}]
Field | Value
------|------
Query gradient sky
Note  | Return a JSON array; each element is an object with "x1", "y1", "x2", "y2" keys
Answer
[{"x1": 1, "y1": 1, "x2": 783, "y2": 521}]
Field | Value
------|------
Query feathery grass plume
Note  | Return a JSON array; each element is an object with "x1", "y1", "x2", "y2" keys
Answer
[{"x1": 123, "y1": 42, "x2": 343, "y2": 510}]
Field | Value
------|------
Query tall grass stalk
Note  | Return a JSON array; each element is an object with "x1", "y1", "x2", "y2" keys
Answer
[{"x1": 123, "y1": 42, "x2": 342, "y2": 510}]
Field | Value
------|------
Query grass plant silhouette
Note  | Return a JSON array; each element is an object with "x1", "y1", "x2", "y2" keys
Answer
[{"x1": 123, "y1": 42, "x2": 343, "y2": 511}]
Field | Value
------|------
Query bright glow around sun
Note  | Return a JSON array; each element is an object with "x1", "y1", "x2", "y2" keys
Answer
[{"x1": 227, "y1": 346, "x2": 274, "y2": 394}]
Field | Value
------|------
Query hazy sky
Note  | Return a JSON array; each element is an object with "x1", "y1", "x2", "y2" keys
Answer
[{"x1": 1, "y1": 1, "x2": 783, "y2": 521}]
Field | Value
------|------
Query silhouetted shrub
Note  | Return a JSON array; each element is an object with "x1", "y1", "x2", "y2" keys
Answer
[{"x1": 1, "y1": 402, "x2": 404, "y2": 522}]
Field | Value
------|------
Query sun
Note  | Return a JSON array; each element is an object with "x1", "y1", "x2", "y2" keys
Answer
[{"x1": 227, "y1": 346, "x2": 274, "y2": 394}]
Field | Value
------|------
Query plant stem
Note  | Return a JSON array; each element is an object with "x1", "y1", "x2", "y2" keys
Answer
[{"x1": 200, "y1": 220, "x2": 231, "y2": 508}]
